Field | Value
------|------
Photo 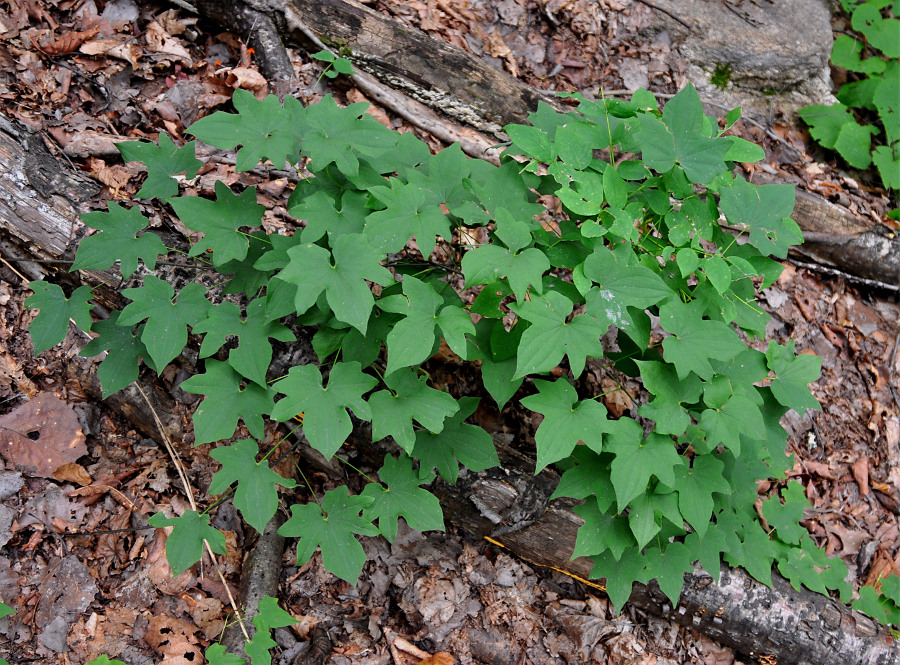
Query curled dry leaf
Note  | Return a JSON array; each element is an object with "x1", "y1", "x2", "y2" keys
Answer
[
  {"x1": 51, "y1": 461, "x2": 92, "y2": 486},
  {"x1": 80, "y1": 39, "x2": 143, "y2": 68},
  {"x1": 225, "y1": 66, "x2": 268, "y2": 99},
  {"x1": 417, "y1": 652, "x2": 454, "y2": 665},
  {"x1": 0, "y1": 392, "x2": 87, "y2": 478},
  {"x1": 38, "y1": 27, "x2": 100, "y2": 55}
]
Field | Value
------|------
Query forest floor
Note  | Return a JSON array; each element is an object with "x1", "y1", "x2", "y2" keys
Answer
[{"x1": 0, "y1": 0, "x2": 899, "y2": 664}]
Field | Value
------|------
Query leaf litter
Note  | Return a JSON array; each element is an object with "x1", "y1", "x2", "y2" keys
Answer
[{"x1": 0, "y1": 0, "x2": 899, "y2": 663}]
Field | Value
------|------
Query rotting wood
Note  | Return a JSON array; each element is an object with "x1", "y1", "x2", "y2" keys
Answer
[{"x1": 3, "y1": 113, "x2": 900, "y2": 664}]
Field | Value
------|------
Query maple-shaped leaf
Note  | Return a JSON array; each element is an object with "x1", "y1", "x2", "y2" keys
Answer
[
  {"x1": 510, "y1": 291, "x2": 606, "y2": 379},
  {"x1": 368, "y1": 368, "x2": 459, "y2": 453},
  {"x1": 270, "y1": 361, "x2": 377, "y2": 459},
  {"x1": 683, "y1": 524, "x2": 727, "y2": 584},
  {"x1": 719, "y1": 177, "x2": 802, "y2": 258},
  {"x1": 278, "y1": 486, "x2": 379, "y2": 583},
  {"x1": 658, "y1": 300, "x2": 747, "y2": 380},
  {"x1": 379, "y1": 277, "x2": 475, "y2": 375},
  {"x1": 551, "y1": 447, "x2": 617, "y2": 512},
  {"x1": 188, "y1": 90, "x2": 305, "y2": 171},
  {"x1": 205, "y1": 644, "x2": 246, "y2": 665},
  {"x1": 72, "y1": 203, "x2": 167, "y2": 279},
  {"x1": 572, "y1": 497, "x2": 635, "y2": 560},
  {"x1": 699, "y1": 391, "x2": 765, "y2": 455},
  {"x1": 364, "y1": 177, "x2": 451, "y2": 258},
  {"x1": 180, "y1": 360, "x2": 275, "y2": 444},
  {"x1": 361, "y1": 453, "x2": 444, "y2": 542},
  {"x1": 299, "y1": 96, "x2": 398, "y2": 176},
  {"x1": 276, "y1": 233, "x2": 393, "y2": 335},
  {"x1": 465, "y1": 318, "x2": 523, "y2": 409},
  {"x1": 633, "y1": 84, "x2": 730, "y2": 185},
  {"x1": 209, "y1": 439, "x2": 297, "y2": 533},
  {"x1": 117, "y1": 132, "x2": 202, "y2": 199},
  {"x1": 148, "y1": 509, "x2": 227, "y2": 577},
  {"x1": 642, "y1": 542, "x2": 695, "y2": 605},
  {"x1": 25, "y1": 281, "x2": 94, "y2": 355},
  {"x1": 414, "y1": 396, "x2": 498, "y2": 483},
  {"x1": 170, "y1": 181, "x2": 265, "y2": 268},
  {"x1": 590, "y1": 546, "x2": 650, "y2": 612},
  {"x1": 244, "y1": 596, "x2": 297, "y2": 665},
  {"x1": 520, "y1": 378, "x2": 610, "y2": 472},
  {"x1": 674, "y1": 454, "x2": 731, "y2": 537},
  {"x1": 761, "y1": 481, "x2": 808, "y2": 546},
  {"x1": 0, "y1": 602, "x2": 12, "y2": 619},
  {"x1": 462, "y1": 243, "x2": 550, "y2": 303},
  {"x1": 765, "y1": 340, "x2": 822, "y2": 416},
  {"x1": 193, "y1": 299, "x2": 294, "y2": 386},
  {"x1": 80, "y1": 312, "x2": 155, "y2": 398},
  {"x1": 117, "y1": 277, "x2": 210, "y2": 369},
  {"x1": 606, "y1": 430, "x2": 684, "y2": 509},
  {"x1": 291, "y1": 189, "x2": 368, "y2": 243},
  {"x1": 776, "y1": 536, "x2": 851, "y2": 599}
]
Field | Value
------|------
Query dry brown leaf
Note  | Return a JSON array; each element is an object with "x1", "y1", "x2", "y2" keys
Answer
[
  {"x1": 225, "y1": 66, "x2": 268, "y2": 99},
  {"x1": 79, "y1": 39, "x2": 143, "y2": 68},
  {"x1": 51, "y1": 461, "x2": 92, "y2": 486},
  {"x1": 851, "y1": 456, "x2": 870, "y2": 496},
  {"x1": 144, "y1": 20, "x2": 193, "y2": 66},
  {"x1": 38, "y1": 27, "x2": 100, "y2": 55},
  {"x1": 0, "y1": 393, "x2": 87, "y2": 477},
  {"x1": 0, "y1": 341, "x2": 38, "y2": 398},
  {"x1": 417, "y1": 651, "x2": 454, "y2": 665}
]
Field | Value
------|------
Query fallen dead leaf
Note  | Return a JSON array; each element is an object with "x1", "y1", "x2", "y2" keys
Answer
[
  {"x1": 417, "y1": 652, "x2": 454, "y2": 665},
  {"x1": 225, "y1": 66, "x2": 268, "y2": 99},
  {"x1": 38, "y1": 27, "x2": 100, "y2": 56},
  {"x1": 79, "y1": 39, "x2": 143, "y2": 68},
  {"x1": 851, "y1": 456, "x2": 870, "y2": 496},
  {"x1": 51, "y1": 461, "x2": 92, "y2": 486},
  {"x1": 0, "y1": 393, "x2": 87, "y2": 477}
]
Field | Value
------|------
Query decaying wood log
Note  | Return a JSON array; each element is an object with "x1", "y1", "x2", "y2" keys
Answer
[{"x1": 3, "y1": 107, "x2": 900, "y2": 664}]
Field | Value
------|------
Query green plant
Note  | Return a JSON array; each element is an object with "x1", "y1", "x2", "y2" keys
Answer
[
  {"x1": 0, "y1": 602, "x2": 10, "y2": 665},
  {"x1": 309, "y1": 49, "x2": 355, "y2": 80},
  {"x1": 710, "y1": 62, "x2": 732, "y2": 91},
  {"x1": 798, "y1": 0, "x2": 899, "y2": 193},
  {"x1": 27, "y1": 82, "x2": 862, "y2": 660}
]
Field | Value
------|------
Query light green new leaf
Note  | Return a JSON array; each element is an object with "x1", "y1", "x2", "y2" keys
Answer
[
  {"x1": 797, "y1": 103, "x2": 855, "y2": 150},
  {"x1": 724, "y1": 136, "x2": 765, "y2": 163},
  {"x1": 368, "y1": 368, "x2": 459, "y2": 452},
  {"x1": 148, "y1": 510, "x2": 227, "y2": 578},
  {"x1": 205, "y1": 644, "x2": 246, "y2": 665},
  {"x1": 765, "y1": 340, "x2": 822, "y2": 415},
  {"x1": 761, "y1": 481, "x2": 809, "y2": 546},
  {"x1": 414, "y1": 396, "x2": 498, "y2": 483},
  {"x1": 0, "y1": 602, "x2": 12, "y2": 619},
  {"x1": 278, "y1": 486, "x2": 379, "y2": 583},
  {"x1": 873, "y1": 144, "x2": 900, "y2": 190},
  {"x1": 270, "y1": 361, "x2": 377, "y2": 458},
  {"x1": 830, "y1": 34, "x2": 886, "y2": 75},
  {"x1": 504, "y1": 123, "x2": 554, "y2": 162},
  {"x1": 777, "y1": 536, "x2": 851, "y2": 599},
  {"x1": 276, "y1": 233, "x2": 393, "y2": 335},
  {"x1": 193, "y1": 299, "x2": 294, "y2": 386},
  {"x1": 26, "y1": 282, "x2": 94, "y2": 355},
  {"x1": 675, "y1": 454, "x2": 731, "y2": 537},
  {"x1": 118, "y1": 277, "x2": 210, "y2": 369},
  {"x1": 116, "y1": 132, "x2": 202, "y2": 199},
  {"x1": 379, "y1": 276, "x2": 474, "y2": 375},
  {"x1": 362, "y1": 453, "x2": 444, "y2": 542},
  {"x1": 854, "y1": 585, "x2": 900, "y2": 625},
  {"x1": 170, "y1": 181, "x2": 266, "y2": 267},
  {"x1": 73, "y1": 203, "x2": 167, "y2": 279},
  {"x1": 510, "y1": 291, "x2": 606, "y2": 379},
  {"x1": 834, "y1": 120, "x2": 878, "y2": 169},
  {"x1": 606, "y1": 431, "x2": 684, "y2": 509},
  {"x1": 84, "y1": 657, "x2": 128, "y2": 665},
  {"x1": 180, "y1": 360, "x2": 275, "y2": 444},
  {"x1": 209, "y1": 439, "x2": 297, "y2": 533},
  {"x1": 80, "y1": 312, "x2": 152, "y2": 398},
  {"x1": 658, "y1": 300, "x2": 747, "y2": 380},
  {"x1": 520, "y1": 378, "x2": 610, "y2": 471}
]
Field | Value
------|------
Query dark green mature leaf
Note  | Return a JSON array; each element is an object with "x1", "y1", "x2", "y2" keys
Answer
[
  {"x1": 291, "y1": 190, "x2": 368, "y2": 243},
  {"x1": 606, "y1": 430, "x2": 684, "y2": 510},
  {"x1": 365, "y1": 177, "x2": 451, "y2": 258},
  {"x1": 80, "y1": 312, "x2": 153, "y2": 398},
  {"x1": 209, "y1": 439, "x2": 297, "y2": 532},
  {"x1": 270, "y1": 361, "x2": 377, "y2": 458},
  {"x1": 551, "y1": 447, "x2": 617, "y2": 511},
  {"x1": 854, "y1": 583, "x2": 900, "y2": 625},
  {"x1": 719, "y1": 177, "x2": 802, "y2": 258},
  {"x1": 465, "y1": 318, "x2": 523, "y2": 409},
  {"x1": 572, "y1": 497, "x2": 635, "y2": 560},
  {"x1": 180, "y1": 360, "x2": 275, "y2": 444},
  {"x1": 590, "y1": 547, "x2": 649, "y2": 612},
  {"x1": 830, "y1": 34, "x2": 886, "y2": 75},
  {"x1": 118, "y1": 277, "x2": 210, "y2": 369},
  {"x1": 276, "y1": 234, "x2": 394, "y2": 335},
  {"x1": 361, "y1": 453, "x2": 444, "y2": 542},
  {"x1": 205, "y1": 644, "x2": 246, "y2": 665},
  {"x1": 462, "y1": 243, "x2": 550, "y2": 303},
  {"x1": 193, "y1": 299, "x2": 294, "y2": 386},
  {"x1": 278, "y1": 486, "x2": 379, "y2": 583},
  {"x1": 658, "y1": 300, "x2": 747, "y2": 380},
  {"x1": 520, "y1": 378, "x2": 609, "y2": 471},
  {"x1": 510, "y1": 291, "x2": 605, "y2": 379},
  {"x1": 244, "y1": 596, "x2": 298, "y2": 665},
  {"x1": 834, "y1": 120, "x2": 878, "y2": 168},
  {"x1": 379, "y1": 276, "x2": 474, "y2": 375},
  {"x1": 117, "y1": 132, "x2": 202, "y2": 199},
  {"x1": 674, "y1": 454, "x2": 731, "y2": 537},
  {"x1": 762, "y1": 481, "x2": 808, "y2": 546},
  {"x1": 170, "y1": 181, "x2": 265, "y2": 267},
  {"x1": 414, "y1": 396, "x2": 498, "y2": 483},
  {"x1": 368, "y1": 368, "x2": 459, "y2": 452},
  {"x1": 188, "y1": 90, "x2": 304, "y2": 170},
  {"x1": 148, "y1": 510, "x2": 226, "y2": 577},
  {"x1": 777, "y1": 536, "x2": 851, "y2": 599},
  {"x1": 642, "y1": 542, "x2": 695, "y2": 605},
  {"x1": 26, "y1": 282, "x2": 94, "y2": 355},
  {"x1": 766, "y1": 340, "x2": 822, "y2": 415},
  {"x1": 73, "y1": 203, "x2": 167, "y2": 279}
]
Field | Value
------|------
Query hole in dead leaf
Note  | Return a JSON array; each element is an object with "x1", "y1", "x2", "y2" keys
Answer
[{"x1": 26, "y1": 430, "x2": 40, "y2": 440}]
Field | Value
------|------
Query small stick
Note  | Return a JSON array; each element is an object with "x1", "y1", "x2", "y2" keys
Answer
[{"x1": 634, "y1": 0, "x2": 691, "y2": 30}]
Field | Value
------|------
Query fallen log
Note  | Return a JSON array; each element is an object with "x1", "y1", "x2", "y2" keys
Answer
[{"x1": 2, "y1": 112, "x2": 899, "y2": 665}]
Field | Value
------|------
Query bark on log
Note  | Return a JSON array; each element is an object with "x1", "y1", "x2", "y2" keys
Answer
[{"x1": 3, "y1": 112, "x2": 900, "y2": 664}]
